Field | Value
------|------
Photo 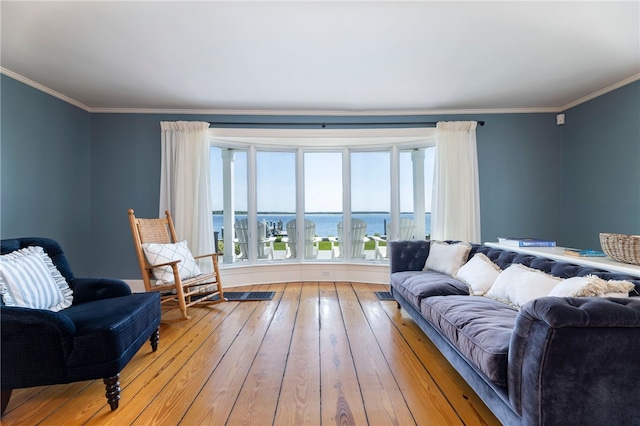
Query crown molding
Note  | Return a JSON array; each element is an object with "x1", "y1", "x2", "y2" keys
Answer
[
  {"x1": 3, "y1": 67, "x2": 637, "y2": 117},
  {"x1": 87, "y1": 106, "x2": 560, "y2": 115},
  {"x1": 559, "y1": 73, "x2": 640, "y2": 112},
  {"x1": 1, "y1": 67, "x2": 91, "y2": 112}
]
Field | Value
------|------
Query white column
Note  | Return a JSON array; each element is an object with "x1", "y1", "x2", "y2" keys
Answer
[
  {"x1": 412, "y1": 149, "x2": 426, "y2": 240},
  {"x1": 222, "y1": 149, "x2": 235, "y2": 263},
  {"x1": 389, "y1": 146, "x2": 400, "y2": 239},
  {"x1": 247, "y1": 146, "x2": 258, "y2": 262}
]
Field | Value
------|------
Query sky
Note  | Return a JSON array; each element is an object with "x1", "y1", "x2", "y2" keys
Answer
[{"x1": 210, "y1": 146, "x2": 434, "y2": 213}]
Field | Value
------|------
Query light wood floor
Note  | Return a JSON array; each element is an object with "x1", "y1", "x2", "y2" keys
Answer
[{"x1": 2, "y1": 282, "x2": 500, "y2": 425}]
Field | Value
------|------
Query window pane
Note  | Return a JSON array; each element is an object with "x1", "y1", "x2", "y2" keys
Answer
[
  {"x1": 212, "y1": 141, "x2": 434, "y2": 266},
  {"x1": 351, "y1": 151, "x2": 390, "y2": 261},
  {"x1": 256, "y1": 151, "x2": 295, "y2": 261},
  {"x1": 304, "y1": 152, "x2": 342, "y2": 260}
]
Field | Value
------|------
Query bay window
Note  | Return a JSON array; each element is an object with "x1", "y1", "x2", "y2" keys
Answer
[{"x1": 210, "y1": 128, "x2": 435, "y2": 265}]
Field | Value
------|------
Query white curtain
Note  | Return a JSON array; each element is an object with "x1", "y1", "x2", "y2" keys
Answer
[
  {"x1": 159, "y1": 121, "x2": 214, "y2": 269},
  {"x1": 431, "y1": 121, "x2": 481, "y2": 243}
]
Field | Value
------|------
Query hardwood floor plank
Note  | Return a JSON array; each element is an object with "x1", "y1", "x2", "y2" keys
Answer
[
  {"x1": 7, "y1": 305, "x2": 215, "y2": 425},
  {"x1": 1, "y1": 283, "x2": 498, "y2": 426},
  {"x1": 82, "y1": 302, "x2": 241, "y2": 426},
  {"x1": 2, "y1": 382, "x2": 91, "y2": 425},
  {"x1": 179, "y1": 287, "x2": 288, "y2": 425},
  {"x1": 318, "y1": 282, "x2": 368, "y2": 426},
  {"x1": 274, "y1": 282, "x2": 322, "y2": 425},
  {"x1": 126, "y1": 298, "x2": 273, "y2": 426},
  {"x1": 224, "y1": 283, "x2": 303, "y2": 425},
  {"x1": 335, "y1": 282, "x2": 416, "y2": 426},
  {"x1": 374, "y1": 286, "x2": 500, "y2": 425},
  {"x1": 353, "y1": 282, "x2": 464, "y2": 425}
]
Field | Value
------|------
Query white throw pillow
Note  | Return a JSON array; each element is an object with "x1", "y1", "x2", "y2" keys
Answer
[
  {"x1": 456, "y1": 253, "x2": 502, "y2": 295},
  {"x1": 549, "y1": 275, "x2": 635, "y2": 298},
  {"x1": 423, "y1": 241, "x2": 471, "y2": 277},
  {"x1": 142, "y1": 240, "x2": 202, "y2": 284},
  {"x1": 0, "y1": 249, "x2": 72, "y2": 311},
  {"x1": 485, "y1": 264, "x2": 561, "y2": 307}
]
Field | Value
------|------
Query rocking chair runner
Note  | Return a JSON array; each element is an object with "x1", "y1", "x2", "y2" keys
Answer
[{"x1": 128, "y1": 209, "x2": 225, "y2": 320}]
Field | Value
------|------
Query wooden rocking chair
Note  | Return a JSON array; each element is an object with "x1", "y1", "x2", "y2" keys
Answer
[{"x1": 128, "y1": 209, "x2": 225, "y2": 320}]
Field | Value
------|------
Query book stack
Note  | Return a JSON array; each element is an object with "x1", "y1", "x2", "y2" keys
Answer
[
  {"x1": 497, "y1": 237, "x2": 556, "y2": 247},
  {"x1": 564, "y1": 248, "x2": 606, "y2": 257}
]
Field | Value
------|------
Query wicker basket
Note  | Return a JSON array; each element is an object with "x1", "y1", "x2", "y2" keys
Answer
[{"x1": 599, "y1": 233, "x2": 640, "y2": 265}]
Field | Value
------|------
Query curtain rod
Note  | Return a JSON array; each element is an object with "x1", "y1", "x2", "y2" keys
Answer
[{"x1": 208, "y1": 120, "x2": 485, "y2": 128}]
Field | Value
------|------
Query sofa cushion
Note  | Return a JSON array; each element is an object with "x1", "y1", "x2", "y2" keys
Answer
[
  {"x1": 391, "y1": 271, "x2": 470, "y2": 307},
  {"x1": 421, "y1": 295, "x2": 518, "y2": 386}
]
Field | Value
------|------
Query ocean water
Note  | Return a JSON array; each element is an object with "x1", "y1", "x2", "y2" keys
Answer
[{"x1": 214, "y1": 213, "x2": 431, "y2": 238}]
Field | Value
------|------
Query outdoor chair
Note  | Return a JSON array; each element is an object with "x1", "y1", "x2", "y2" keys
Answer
[
  {"x1": 373, "y1": 217, "x2": 416, "y2": 259},
  {"x1": 1, "y1": 237, "x2": 161, "y2": 416},
  {"x1": 283, "y1": 219, "x2": 321, "y2": 259},
  {"x1": 330, "y1": 219, "x2": 369, "y2": 259},
  {"x1": 234, "y1": 219, "x2": 275, "y2": 260},
  {"x1": 128, "y1": 209, "x2": 225, "y2": 320}
]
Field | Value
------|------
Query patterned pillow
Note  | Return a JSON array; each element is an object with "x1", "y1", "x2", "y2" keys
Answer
[
  {"x1": 142, "y1": 240, "x2": 202, "y2": 284},
  {"x1": 0, "y1": 247, "x2": 73, "y2": 311}
]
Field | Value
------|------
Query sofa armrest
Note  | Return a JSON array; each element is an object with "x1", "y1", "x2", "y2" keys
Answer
[
  {"x1": 508, "y1": 297, "x2": 640, "y2": 425},
  {"x1": 1, "y1": 306, "x2": 77, "y2": 388},
  {"x1": 70, "y1": 278, "x2": 132, "y2": 305}
]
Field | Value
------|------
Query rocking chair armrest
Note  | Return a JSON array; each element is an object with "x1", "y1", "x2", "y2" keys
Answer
[
  {"x1": 147, "y1": 259, "x2": 181, "y2": 269},
  {"x1": 193, "y1": 252, "x2": 221, "y2": 260}
]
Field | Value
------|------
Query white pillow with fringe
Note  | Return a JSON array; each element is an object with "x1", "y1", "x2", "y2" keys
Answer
[
  {"x1": 423, "y1": 241, "x2": 471, "y2": 277},
  {"x1": 486, "y1": 264, "x2": 561, "y2": 307},
  {"x1": 456, "y1": 253, "x2": 502, "y2": 295},
  {"x1": 549, "y1": 275, "x2": 634, "y2": 298}
]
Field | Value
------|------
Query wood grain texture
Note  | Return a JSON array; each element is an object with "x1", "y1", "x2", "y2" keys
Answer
[{"x1": 2, "y1": 283, "x2": 499, "y2": 426}]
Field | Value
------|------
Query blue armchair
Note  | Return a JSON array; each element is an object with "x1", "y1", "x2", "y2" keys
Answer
[{"x1": 0, "y1": 237, "x2": 161, "y2": 416}]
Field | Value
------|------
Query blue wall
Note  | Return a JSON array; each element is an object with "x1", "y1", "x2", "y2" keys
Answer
[
  {"x1": 2, "y1": 73, "x2": 638, "y2": 278},
  {"x1": 1, "y1": 75, "x2": 92, "y2": 275},
  {"x1": 561, "y1": 80, "x2": 640, "y2": 249}
]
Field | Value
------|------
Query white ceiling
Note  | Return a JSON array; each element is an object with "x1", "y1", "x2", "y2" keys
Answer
[{"x1": 1, "y1": 1, "x2": 639, "y2": 114}]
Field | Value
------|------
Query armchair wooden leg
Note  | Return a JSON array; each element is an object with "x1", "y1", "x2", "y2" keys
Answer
[
  {"x1": 103, "y1": 375, "x2": 120, "y2": 411},
  {"x1": 397, "y1": 302, "x2": 401, "y2": 309},
  {"x1": 150, "y1": 327, "x2": 160, "y2": 352},
  {"x1": 1, "y1": 389, "x2": 12, "y2": 417}
]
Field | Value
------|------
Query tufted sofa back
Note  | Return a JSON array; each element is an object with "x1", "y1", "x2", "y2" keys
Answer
[{"x1": 389, "y1": 240, "x2": 640, "y2": 293}]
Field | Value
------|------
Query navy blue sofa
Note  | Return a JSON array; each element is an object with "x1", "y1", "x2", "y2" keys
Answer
[
  {"x1": 388, "y1": 240, "x2": 640, "y2": 426},
  {"x1": 1, "y1": 237, "x2": 162, "y2": 416}
]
